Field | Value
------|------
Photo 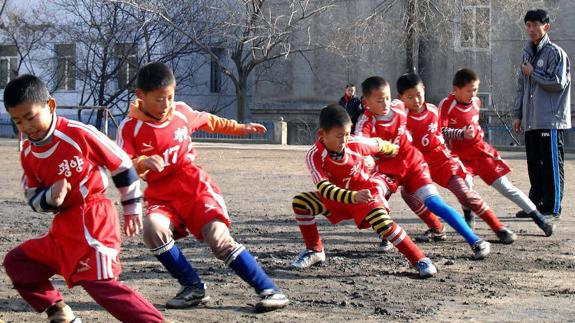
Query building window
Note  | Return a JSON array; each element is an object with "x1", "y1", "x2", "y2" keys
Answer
[
  {"x1": 210, "y1": 48, "x2": 224, "y2": 93},
  {"x1": 55, "y1": 44, "x2": 76, "y2": 91},
  {"x1": 0, "y1": 45, "x2": 18, "y2": 89},
  {"x1": 115, "y1": 43, "x2": 138, "y2": 89},
  {"x1": 455, "y1": 0, "x2": 491, "y2": 51}
]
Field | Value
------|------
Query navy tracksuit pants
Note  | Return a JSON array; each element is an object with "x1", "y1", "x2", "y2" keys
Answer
[{"x1": 525, "y1": 129, "x2": 565, "y2": 216}]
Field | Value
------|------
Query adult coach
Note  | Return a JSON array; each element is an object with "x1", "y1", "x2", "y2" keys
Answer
[
  {"x1": 513, "y1": 9, "x2": 571, "y2": 219},
  {"x1": 338, "y1": 83, "x2": 362, "y2": 133}
]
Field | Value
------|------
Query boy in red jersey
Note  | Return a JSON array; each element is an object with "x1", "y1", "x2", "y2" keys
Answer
[
  {"x1": 2, "y1": 75, "x2": 167, "y2": 322},
  {"x1": 291, "y1": 104, "x2": 437, "y2": 278},
  {"x1": 356, "y1": 76, "x2": 491, "y2": 259},
  {"x1": 117, "y1": 62, "x2": 288, "y2": 312},
  {"x1": 438, "y1": 68, "x2": 554, "y2": 236},
  {"x1": 397, "y1": 73, "x2": 516, "y2": 243}
]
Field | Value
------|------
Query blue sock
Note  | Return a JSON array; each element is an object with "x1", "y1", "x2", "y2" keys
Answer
[
  {"x1": 226, "y1": 245, "x2": 277, "y2": 293},
  {"x1": 424, "y1": 195, "x2": 481, "y2": 245},
  {"x1": 153, "y1": 240, "x2": 203, "y2": 287}
]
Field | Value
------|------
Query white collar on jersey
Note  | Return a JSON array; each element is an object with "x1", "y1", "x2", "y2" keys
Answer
[{"x1": 30, "y1": 113, "x2": 57, "y2": 146}]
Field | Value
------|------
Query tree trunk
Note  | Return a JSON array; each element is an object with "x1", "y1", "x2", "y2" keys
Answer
[
  {"x1": 405, "y1": 0, "x2": 419, "y2": 73},
  {"x1": 236, "y1": 73, "x2": 249, "y2": 122}
]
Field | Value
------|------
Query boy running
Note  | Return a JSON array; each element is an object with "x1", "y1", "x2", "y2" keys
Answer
[
  {"x1": 2, "y1": 75, "x2": 167, "y2": 322},
  {"x1": 356, "y1": 76, "x2": 491, "y2": 259},
  {"x1": 397, "y1": 73, "x2": 516, "y2": 243},
  {"x1": 291, "y1": 104, "x2": 437, "y2": 278},
  {"x1": 117, "y1": 62, "x2": 288, "y2": 312},
  {"x1": 439, "y1": 68, "x2": 554, "y2": 237}
]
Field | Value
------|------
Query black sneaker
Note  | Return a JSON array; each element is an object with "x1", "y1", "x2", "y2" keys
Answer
[
  {"x1": 166, "y1": 283, "x2": 210, "y2": 309},
  {"x1": 495, "y1": 227, "x2": 517, "y2": 244},
  {"x1": 515, "y1": 210, "x2": 530, "y2": 218},
  {"x1": 415, "y1": 227, "x2": 447, "y2": 242},
  {"x1": 530, "y1": 211, "x2": 555, "y2": 237},
  {"x1": 464, "y1": 210, "x2": 476, "y2": 230}
]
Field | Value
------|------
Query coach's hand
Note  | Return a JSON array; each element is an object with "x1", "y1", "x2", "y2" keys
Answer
[
  {"x1": 354, "y1": 189, "x2": 373, "y2": 204},
  {"x1": 142, "y1": 155, "x2": 165, "y2": 172},
  {"x1": 51, "y1": 178, "x2": 71, "y2": 207},
  {"x1": 512, "y1": 118, "x2": 522, "y2": 133},
  {"x1": 124, "y1": 214, "x2": 143, "y2": 237},
  {"x1": 244, "y1": 123, "x2": 267, "y2": 134}
]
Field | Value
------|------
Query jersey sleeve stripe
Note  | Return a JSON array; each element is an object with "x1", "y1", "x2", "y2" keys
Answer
[
  {"x1": 305, "y1": 146, "x2": 323, "y2": 184},
  {"x1": 67, "y1": 121, "x2": 132, "y2": 175},
  {"x1": 354, "y1": 114, "x2": 368, "y2": 137}
]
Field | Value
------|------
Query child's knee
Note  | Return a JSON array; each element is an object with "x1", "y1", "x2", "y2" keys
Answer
[
  {"x1": 3, "y1": 247, "x2": 19, "y2": 276},
  {"x1": 292, "y1": 192, "x2": 323, "y2": 215},
  {"x1": 143, "y1": 213, "x2": 174, "y2": 249},
  {"x1": 201, "y1": 220, "x2": 237, "y2": 261}
]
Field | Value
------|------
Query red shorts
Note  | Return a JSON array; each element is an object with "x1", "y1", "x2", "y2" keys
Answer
[
  {"x1": 321, "y1": 174, "x2": 392, "y2": 229},
  {"x1": 19, "y1": 195, "x2": 121, "y2": 288},
  {"x1": 453, "y1": 141, "x2": 511, "y2": 185},
  {"x1": 375, "y1": 147, "x2": 433, "y2": 195},
  {"x1": 424, "y1": 149, "x2": 469, "y2": 188},
  {"x1": 145, "y1": 164, "x2": 231, "y2": 241}
]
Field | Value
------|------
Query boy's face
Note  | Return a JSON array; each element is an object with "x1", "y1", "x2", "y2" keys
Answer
[
  {"x1": 364, "y1": 85, "x2": 391, "y2": 116},
  {"x1": 345, "y1": 86, "x2": 356, "y2": 97},
  {"x1": 453, "y1": 80, "x2": 479, "y2": 104},
  {"x1": 525, "y1": 20, "x2": 549, "y2": 44},
  {"x1": 136, "y1": 83, "x2": 176, "y2": 120},
  {"x1": 320, "y1": 123, "x2": 351, "y2": 153},
  {"x1": 399, "y1": 83, "x2": 425, "y2": 112},
  {"x1": 8, "y1": 99, "x2": 55, "y2": 141}
]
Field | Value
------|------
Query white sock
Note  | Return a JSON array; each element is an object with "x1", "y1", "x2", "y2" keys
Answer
[{"x1": 491, "y1": 176, "x2": 536, "y2": 213}]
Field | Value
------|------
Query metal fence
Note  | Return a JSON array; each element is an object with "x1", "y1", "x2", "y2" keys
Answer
[{"x1": 0, "y1": 113, "x2": 279, "y2": 144}]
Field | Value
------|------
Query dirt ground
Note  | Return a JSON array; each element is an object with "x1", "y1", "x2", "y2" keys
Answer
[{"x1": 0, "y1": 140, "x2": 573, "y2": 322}]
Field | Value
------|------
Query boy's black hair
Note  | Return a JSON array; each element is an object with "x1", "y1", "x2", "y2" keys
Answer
[
  {"x1": 3, "y1": 74, "x2": 50, "y2": 109},
  {"x1": 361, "y1": 76, "x2": 390, "y2": 97},
  {"x1": 345, "y1": 83, "x2": 355, "y2": 88},
  {"x1": 524, "y1": 9, "x2": 550, "y2": 24},
  {"x1": 453, "y1": 68, "x2": 479, "y2": 88},
  {"x1": 319, "y1": 104, "x2": 352, "y2": 131},
  {"x1": 136, "y1": 61, "x2": 176, "y2": 92},
  {"x1": 396, "y1": 73, "x2": 423, "y2": 95}
]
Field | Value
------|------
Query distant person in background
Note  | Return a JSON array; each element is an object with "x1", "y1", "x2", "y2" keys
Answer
[
  {"x1": 512, "y1": 9, "x2": 571, "y2": 220},
  {"x1": 338, "y1": 83, "x2": 362, "y2": 133}
]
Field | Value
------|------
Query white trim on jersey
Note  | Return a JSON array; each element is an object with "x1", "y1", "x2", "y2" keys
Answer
[
  {"x1": 54, "y1": 130, "x2": 82, "y2": 153},
  {"x1": 31, "y1": 141, "x2": 61, "y2": 159},
  {"x1": 115, "y1": 117, "x2": 132, "y2": 148},
  {"x1": 305, "y1": 146, "x2": 323, "y2": 184},
  {"x1": 67, "y1": 120, "x2": 132, "y2": 176},
  {"x1": 79, "y1": 176, "x2": 89, "y2": 198},
  {"x1": 134, "y1": 120, "x2": 144, "y2": 137},
  {"x1": 354, "y1": 114, "x2": 369, "y2": 137},
  {"x1": 173, "y1": 110, "x2": 188, "y2": 124},
  {"x1": 24, "y1": 145, "x2": 31, "y2": 157},
  {"x1": 446, "y1": 99, "x2": 459, "y2": 115},
  {"x1": 98, "y1": 166, "x2": 109, "y2": 189},
  {"x1": 426, "y1": 103, "x2": 439, "y2": 116},
  {"x1": 144, "y1": 119, "x2": 171, "y2": 129}
]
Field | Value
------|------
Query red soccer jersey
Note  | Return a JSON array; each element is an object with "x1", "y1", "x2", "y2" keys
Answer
[
  {"x1": 306, "y1": 137, "x2": 382, "y2": 191},
  {"x1": 355, "y1": 99, "x2": 412, "y2": 156},
  {"x1": 406, "y1": 103, "x2": 455, "y2": 162},
  {"x1": 438, "y1": 94, "x2": 484, "y2": 151},
  {"x1": 117, "y1": 101, "x2": 215, "y2": 184},
  {"x1": 21, "y1": 116, "x2": 139, "y2": 211}
]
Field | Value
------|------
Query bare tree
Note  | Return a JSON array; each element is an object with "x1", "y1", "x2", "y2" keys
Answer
[{"x1": 107, "y1": 0, "x2": 336, "y2": 121}]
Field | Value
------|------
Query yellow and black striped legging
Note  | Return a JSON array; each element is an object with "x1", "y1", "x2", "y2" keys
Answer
[
  {"x1": 292, "y1": 191, "x2": 330, "y2": 216},
  {"x1": 292, "y1": 191, "x2": 395, "y2": 238}
]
